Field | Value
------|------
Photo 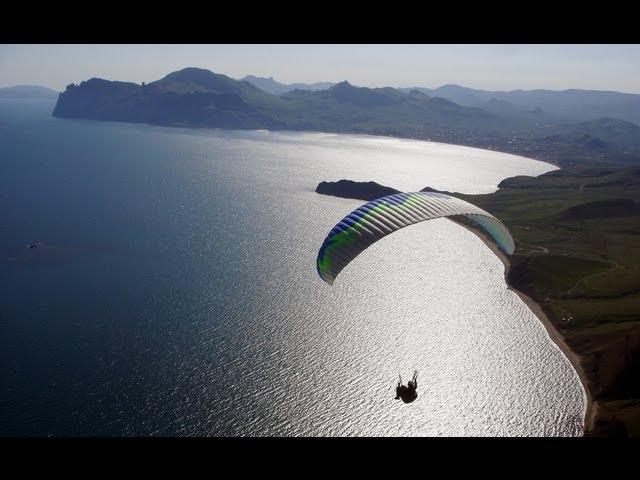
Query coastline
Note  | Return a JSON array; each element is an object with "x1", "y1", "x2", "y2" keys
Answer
[
  {"x1": 456, "y1": 221, "x2": 594, "y2": 435},
  {"x1": 46, "y1": 96, "x2": 562, "y2": 173},
  {"x1": 318, "y1": 167, "x2": 640, "y2": 435},
  {"x1": 43, "y1": 98, "x2": 595, "y2": 434}
]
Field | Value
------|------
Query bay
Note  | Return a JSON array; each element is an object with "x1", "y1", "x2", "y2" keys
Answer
[{"x1": 0, "y1": 99, "x2": 584, "y2": 436}]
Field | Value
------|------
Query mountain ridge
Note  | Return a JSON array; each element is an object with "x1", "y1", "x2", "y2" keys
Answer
[
  {"x1": 240, "y1": 75, "x2": 335, "y2": 95},
  {"x1": 52, "y1": 67, "x2": 640, "y2": 168},
  {"x1": 399, "y1": 84, "x2": 640, "y2": 125}
]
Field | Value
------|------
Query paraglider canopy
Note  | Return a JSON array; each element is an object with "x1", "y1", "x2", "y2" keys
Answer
[{"x1": 316, "y1": 191, "x2": 515, "y2": 285}]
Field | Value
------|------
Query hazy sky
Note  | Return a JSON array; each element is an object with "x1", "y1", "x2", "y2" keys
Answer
[{"x1": 1, "y1": 44, "x2": 639, "y2": 93}]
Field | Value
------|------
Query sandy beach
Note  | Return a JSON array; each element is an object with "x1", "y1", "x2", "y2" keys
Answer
[{"x1": 457, "y1": 220, "x2": 595, "y2": 435}]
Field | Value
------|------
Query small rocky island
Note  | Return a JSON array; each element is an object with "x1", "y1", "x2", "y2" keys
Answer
[
  {"x1": 315, "y1": 180, "x2": 401, "y2": 200},
  {"x1": 315, "y1": 180, "x2": 452, "y2": 201}
]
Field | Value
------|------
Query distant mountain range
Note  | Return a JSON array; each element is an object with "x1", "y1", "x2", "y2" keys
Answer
[
  {"x1": 398, "y1": 84, "x2": 640, "y2": 126},
  {"x1": 241, "y1": 75, "x2": 640, "y2": 127},
  {"x1": 239, "y1": 75, "x2": 334, "y2": 96},
  {"x1": 0, "y1": 85, "x2": 58, "y2": 99},
  {"x1": 52, "y1": 67, "x2": 640, "y2": 167},
  {"x1": 52, "y1": 68, "x2": 501, "y2": 132}
]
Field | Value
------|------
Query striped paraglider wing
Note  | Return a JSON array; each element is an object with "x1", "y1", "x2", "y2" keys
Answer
[{"x1": 316, "y1": 191, "x2": 514, "y2": 285}]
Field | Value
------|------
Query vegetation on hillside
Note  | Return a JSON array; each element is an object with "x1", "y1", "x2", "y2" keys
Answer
[{"x1": 459, "y1": 166, "x2": 640, "y2": 436}]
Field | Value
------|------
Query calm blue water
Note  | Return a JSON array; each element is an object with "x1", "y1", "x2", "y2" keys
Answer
[{"x1": 0, "y1": 99, "x2": 585, "y2": 436}]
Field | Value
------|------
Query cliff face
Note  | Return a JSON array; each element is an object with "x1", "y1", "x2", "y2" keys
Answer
[
  {"x1": 53, "y1": 79, "x2": 142, "y2": 121},
  {"x1": 53, "y1": 76, "x2": 285, "y2": 129}
]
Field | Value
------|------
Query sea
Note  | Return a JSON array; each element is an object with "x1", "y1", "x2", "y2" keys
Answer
[{"x1": 0, "y1": 99, "x2": 585, "y2": 436}]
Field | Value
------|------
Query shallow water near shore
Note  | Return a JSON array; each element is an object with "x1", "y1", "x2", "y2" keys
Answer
[{"x1": 0, "y1": 99, "x2": 585, "y2": 436}]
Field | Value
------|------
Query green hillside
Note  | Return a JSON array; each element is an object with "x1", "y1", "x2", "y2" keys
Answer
[{"x1": 459, "y1": 166, "x2": 640, "y2": 436}]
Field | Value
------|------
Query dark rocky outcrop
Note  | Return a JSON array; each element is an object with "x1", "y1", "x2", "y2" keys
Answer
[{"x1": 315, "y1": 180, "x2": 400, "y2": 201}]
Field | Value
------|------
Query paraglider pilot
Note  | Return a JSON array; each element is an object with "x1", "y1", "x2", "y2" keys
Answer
[{"x1": 395, "y1": 371, "x2": 418, "y2": 403}]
